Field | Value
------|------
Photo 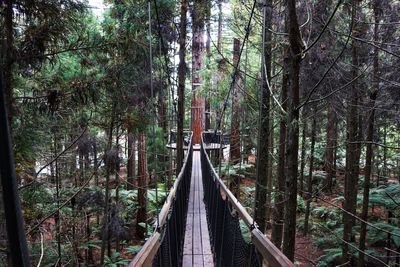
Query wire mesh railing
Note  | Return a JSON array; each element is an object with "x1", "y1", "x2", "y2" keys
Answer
[
  {"x1": 129, "y1": 133, "x2": 193, "y2": 267},
  {"x1": 200, "y1": 134, "x2": 295, "y2": 267}
]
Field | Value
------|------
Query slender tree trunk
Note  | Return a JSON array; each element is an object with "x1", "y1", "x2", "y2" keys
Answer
[
  {"x1": 304, "y1": 117, "x2": 316, "y2": 235},
  {"x1": 342, "y1": 0, "x2": 361, "y2": 263},
  {"x1": 136, "y1": 132, "x2": 148, "y2": 239},
  {"x1": 115, "y1": 131, "x2": 121, "y2": 252},
  {"x1": 325, "y1": 104, "x2": 337, "y2": 192},
  {"x1": 53, "y1": 129, "x2": 62, "y2": 267},
  {"x1": 127, "y1": 128, "x2": 135, "y2": 190},
  {"x1": 217, "y1": 0, "x2": 223, "y2": 52},
  {"x1": 299, "y1": 119, "x2": 307, "y2": 195},
  {"x1": 383, "y1": 125, "x2": 387, "y2": 179},
  {"x1": 254, "y1": 0, "x2": 272, "y2": 233},
  {"x1": 266, "y1": 100, "x2": 274, "y2": 228},
  {"x1": 230, "y1": 38, "x2": 242, "y2": 197},
  {"x1": 205, "y1": 0, "x2": 211, "y2": 131},
  {"x1": 177, "y1": 0, "x2": 187, "y2": 172},
  {"x1": 282, "y1": 0, "x2": 303, "y2": 260},
  {"x1": 191, "y1": 0, "x2": 207, "y2": 144},
  {"x1": 100, "y1": 103, "x2": 116, "y2": 265},
  {"x1": 358, "y1": 3, "x2": 380, "y2": 264},
  {"x1": 4, "y1": 0, "x2": 14, "y2": 125},
  {"x1": 271, "y1": 42, "x2": 289, "y2": 249}
]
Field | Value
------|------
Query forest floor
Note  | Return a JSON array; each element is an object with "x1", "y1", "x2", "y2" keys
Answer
[{"x1": 294, "y1": 232, "x2": 323, "y2": 267}]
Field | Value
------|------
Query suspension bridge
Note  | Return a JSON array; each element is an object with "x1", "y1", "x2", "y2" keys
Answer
[{"x1": 129, "y1": 133, "x2": 295, "y2": 267}]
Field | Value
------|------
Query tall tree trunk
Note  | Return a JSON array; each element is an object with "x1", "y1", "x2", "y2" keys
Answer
[
  {"x1": 266, "y1": 99, "x2": 274, "y2": 228},
  {"x1": 282, "y1": 0, "x2": 303, "y2": 260},
  {"x1": 254, "y1": 0, "x2": 272, "y2": 233},
  {"x1": 205, "y1": 0, "x2": 211, "y2": 131},
  {"x1": 358, "y1": 2, "x2": 380, "y2": 265},
  {"x1": 230, "y1": 38, "x2": 242, "y2": 197},
  {"x1": 191, "y1": 0, "x2": 207, "y2": 144},
  {"x1": 176, "y1": 0, "x2": 187, "y2": 172},
  {"x1": 114, "y1": 131, "x2": 121, "y2": 252},
  {"x1": 382, "y1": 124, "x2": 387, "y2": 179},
  {"x1": 304, "y1": 117, "x2": 316, "y2": 235},
  {"x1": 217, "y1": 0, "x2": 223, "y2": 52},
  {"x1": 271, "y1": 41, "x2": 289, "y2": 249},
  {"x1": 299, "y1": 119, "x2": 307, "y2": 195},
  {"x1": 4, "y1": 0, "x2": 14, "y2": 125},
  {"x1": 324, "y1": 104, "x2": 337, "y2": 192},
  {"x1": 342, "y1": 0, "x2": 361, "y2": 263},
  {"x1": 136, "y1": 132, "x2": 148, "y2": 239},
  {"x1": 100, "y1": 103, "x2": 116, "y2": 265},
  {"x1": 53, "y1": 128, "x2": 62, "y2": 267},
  {"x1": 127, "y1": 128, "x2": 135, "y2": 190}
]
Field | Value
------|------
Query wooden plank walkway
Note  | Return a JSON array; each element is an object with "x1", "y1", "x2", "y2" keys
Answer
[{"x1": 183, "y1": 151, "x2": 214, "y2": 267}]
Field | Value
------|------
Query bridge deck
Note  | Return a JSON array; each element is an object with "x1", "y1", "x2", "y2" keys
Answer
[{"x1": 183, "y1": 151, "x2": 214, "y2": 267}]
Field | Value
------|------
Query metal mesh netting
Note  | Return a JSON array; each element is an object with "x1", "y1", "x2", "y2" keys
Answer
[
  {"x1": 201, "y1": 143, "x2": 262, "y2": 267},
  {"x1": 152, "y1": 145, "x2": 193, "y2": 267}
]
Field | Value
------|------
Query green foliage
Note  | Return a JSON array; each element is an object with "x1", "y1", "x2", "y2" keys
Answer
[
  {"x1": 317, "y1": 248, "x2": 342, "y2": 267},
  {"x1": 21, "y1": 185, "x2": 55, "y2": 222},
  {"x1": 147, "y1": 126, "x2": 168, "y2": 176},
  {"x1": 126, "y1": 245, "x2": 143, "y2": 255},
  {"x1": 104, "y1": 251, "x2": 131, "y2": 267},
  {"x1": 297, "y1": 195, "x2": 305, "y2": 213},
  {"x1": 368, "y1": 184, "x2": 400, "y2": 209},
  {"x1": 311, "y1": 205, "x2": 341, "y2": 227}
]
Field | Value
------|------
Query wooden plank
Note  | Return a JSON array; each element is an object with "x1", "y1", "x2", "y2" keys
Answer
[
  {"x1": 200, "y1": 210, "x2": 211, "y2": 254},
  {"x1": 193, "y1": 255, "x2": 204, "y2": 267},
  {"x1": 203, "y1": 254, "x2": 214, "y2": 267},
  {"x1": 192, "y1": 211, "x2": 202, "y2": 254},
  {"x1": 128, "y1": 232, "x2": 161, "y2": 267},
  {"x1": 182, "y1": 255, "x2": 192, "y2": 267},
  {"x1": 183, "y1": 150, "x2": 215, "y2": 266},
  {"x1": 251, "y1": 229, "x2": 295, "y2": 267},
  {"x1": 183, "y1": 212, "x2": 193, "y2": 254}
]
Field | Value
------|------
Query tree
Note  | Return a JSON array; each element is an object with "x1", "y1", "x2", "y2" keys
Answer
[
  {"x1": 191, "y1": 0, "x2": 207, "y2": 144},
  {"x1": 358, "y1": 1, "x2": 380, "y2": 265},
  {"x1": 282, "y1": 0, "x2": 303, "y2": 260},
  {"x1": 177, "y1": 0, "x2": 188, "y2": 172},
  {"x1": 342, "y1": 0, "x2": 361, "y2": 263},
  {"x1": 229, "y1": 38, "x2": 242, "y2": 197},
  {"x1": 254, "y1": 0, "x2": 272, "y2": 233}
]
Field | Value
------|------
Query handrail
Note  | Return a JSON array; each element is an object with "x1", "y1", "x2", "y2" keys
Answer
[
  {"x1": 156, "y1": 132, "x2": 193, "y2": 229},
  {"x1": 129, "y1": 133, "x2": 193, "y2": 267},
  {"x1": 200, "y1": 133, "x2": 295, "y2": 267}
]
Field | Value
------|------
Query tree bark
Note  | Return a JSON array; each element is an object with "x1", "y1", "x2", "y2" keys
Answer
[
  {"x1": 358, "y1": 2, "x2": 380, "y2": 265},
  {"x1": 100, "y1": 103, "x2": 116, "y2": 265},
  {"x1": 324, "y1": 104, "x2": 337, "y2": 192},
  {"x1": 254, "y1": 0, "x2": 272, "y2": 233},
  {"x1": 127, "y1": 128, "x2": 135, "y2": 190},
  {"x1": 136, "y1": 132, "x2": 148, "y2": 239},
  {"x1": 342, "y1": 0, "x2": 361, "y2": 263},
  {"x1": 304, "y1": 117, "x2": 316, "y2": 235},
  {"x1": 191, "y1": 0, "x2": 207, "y2": 144},
  {"x1": 177, "y1": 0, "x2": 187, "y2": 173},
  {"x1": 299, "y1": 119, "x2": 307, "y2": 195},
  {"x1": 271, "y1": 41, "x2": 289, "y2": 249},
  {"x1": 4, "y1": 0, "x2": 14, "y2": 125},
  {"x1": 282, "y1": 0, "x2": 303, "y2": 260},
  {"x1": 230, "y1": 38, "x2": 242, "y2": 197},
  {"x1": 217, "y1": 0, "x2": 223, "y2": 52},
  {"x1": 205, "y1": 0, "x2": 211, "y2": 130},
  {"x1": 266, "y1": 99, "x2": 274, "y2": 228}
]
